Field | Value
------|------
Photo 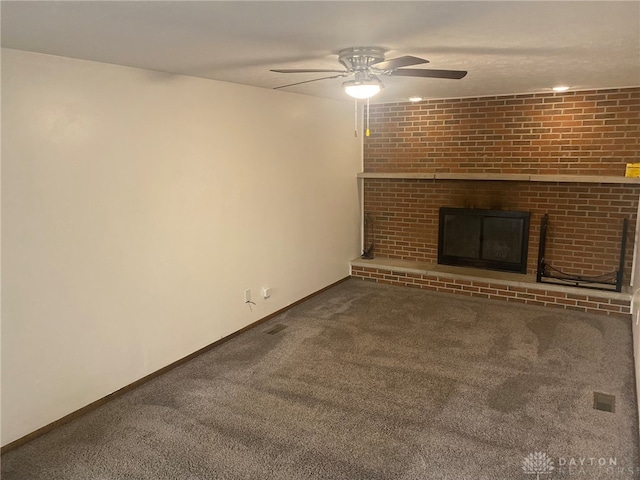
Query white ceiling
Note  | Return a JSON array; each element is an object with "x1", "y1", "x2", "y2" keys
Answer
[{"x1": 2, "y1": 1, "x2": 639, "y2": 103}]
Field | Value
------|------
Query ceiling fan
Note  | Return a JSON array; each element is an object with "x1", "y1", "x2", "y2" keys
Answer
[{"x1": 271, "y1": 46, "x2": 467, "y2": 99}]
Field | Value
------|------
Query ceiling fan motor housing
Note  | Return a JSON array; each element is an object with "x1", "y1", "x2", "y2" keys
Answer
[{"x1": 338, "y1": 47, "x2": 386, "y2": 72}]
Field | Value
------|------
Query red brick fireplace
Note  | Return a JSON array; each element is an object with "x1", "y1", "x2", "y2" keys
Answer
[{"x1": 351, "y1": 87, "x2": 640, "y2": 317}]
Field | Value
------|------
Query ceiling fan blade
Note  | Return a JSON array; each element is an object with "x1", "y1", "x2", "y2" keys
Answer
[
  {"x1": 273, "y1": 73, "x2": 348, "y2": 90},
  {"x1": 390, "y1": 68, "x2": 468, "y2": 79},
  {"x1": 371, "y1": 55, "x2": 429, "y2": 70},
  {"x1": 271, "y1": 69, "x2": 348, "y2": 74}
]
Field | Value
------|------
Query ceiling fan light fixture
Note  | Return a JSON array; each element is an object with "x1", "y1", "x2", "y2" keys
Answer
[
  {"x1": 272, "y1": 47, "x2": 466, "y2": 100},
  {"x1": 343, "y1": 79, "x2": 383, "y2": 99}
]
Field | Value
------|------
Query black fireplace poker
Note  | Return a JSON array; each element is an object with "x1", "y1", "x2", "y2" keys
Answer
[{"x1": 362, "y1": 213, "x2": 374, "y2": 259}]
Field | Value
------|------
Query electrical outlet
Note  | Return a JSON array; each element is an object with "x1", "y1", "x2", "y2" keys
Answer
[{"x1": 244, "y1": 289, "x2": 251, "y2": 303}]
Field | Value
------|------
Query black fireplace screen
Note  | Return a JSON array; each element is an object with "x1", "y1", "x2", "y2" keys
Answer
[{"x1": 438, "y1": 207, "x2": 531, "y2": 273}]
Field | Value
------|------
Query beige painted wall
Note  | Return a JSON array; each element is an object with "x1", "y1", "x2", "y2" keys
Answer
[{"x1": 1, "y1": 49, "x2": 362, "y2": 446}]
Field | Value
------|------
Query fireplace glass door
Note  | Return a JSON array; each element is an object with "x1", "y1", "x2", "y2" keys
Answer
[{"x1": 438, "y1": 208, "x2": 530, "y2": 273}]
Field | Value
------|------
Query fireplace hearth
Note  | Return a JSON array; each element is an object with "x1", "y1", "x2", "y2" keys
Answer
[{"x1": 438, "y1": 207, "x2": 531, "y2": 274}]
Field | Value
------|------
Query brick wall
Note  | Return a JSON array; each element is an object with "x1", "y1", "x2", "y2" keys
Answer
[
  {"x1": 364, "y1": 179, "x2": 639, "y2": 280},
  {"x1": 362, "y1": 87, "x2": 640, "y2": 285},
  {"x1": 365, "y1": 87, "x2": 640, "y2": 175}
]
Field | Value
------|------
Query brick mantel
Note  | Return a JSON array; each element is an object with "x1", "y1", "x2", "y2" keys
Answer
[{"x1": 358, "y1": 172, "x2": 640, "y2": 184}]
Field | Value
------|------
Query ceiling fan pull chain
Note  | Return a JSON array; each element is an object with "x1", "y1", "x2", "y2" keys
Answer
[
  {"x1": 366, "y1": 97, "x2": 370, "y2": 137},
  {"x1": 354, "y1": 97, "x2": 358, "y2": 137}
]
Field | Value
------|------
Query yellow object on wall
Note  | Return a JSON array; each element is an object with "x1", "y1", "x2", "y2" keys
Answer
[{"x1": 626, "y1": 163, "x2": 640, "y2": 177}]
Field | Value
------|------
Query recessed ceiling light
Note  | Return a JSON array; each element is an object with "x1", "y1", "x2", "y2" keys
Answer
[
  {"x1": 409, "y1": 96, "x2": 423, "y2": 102},
  {"x1": 552, "y1": 86, "x2": 570, "y2": 92}
]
